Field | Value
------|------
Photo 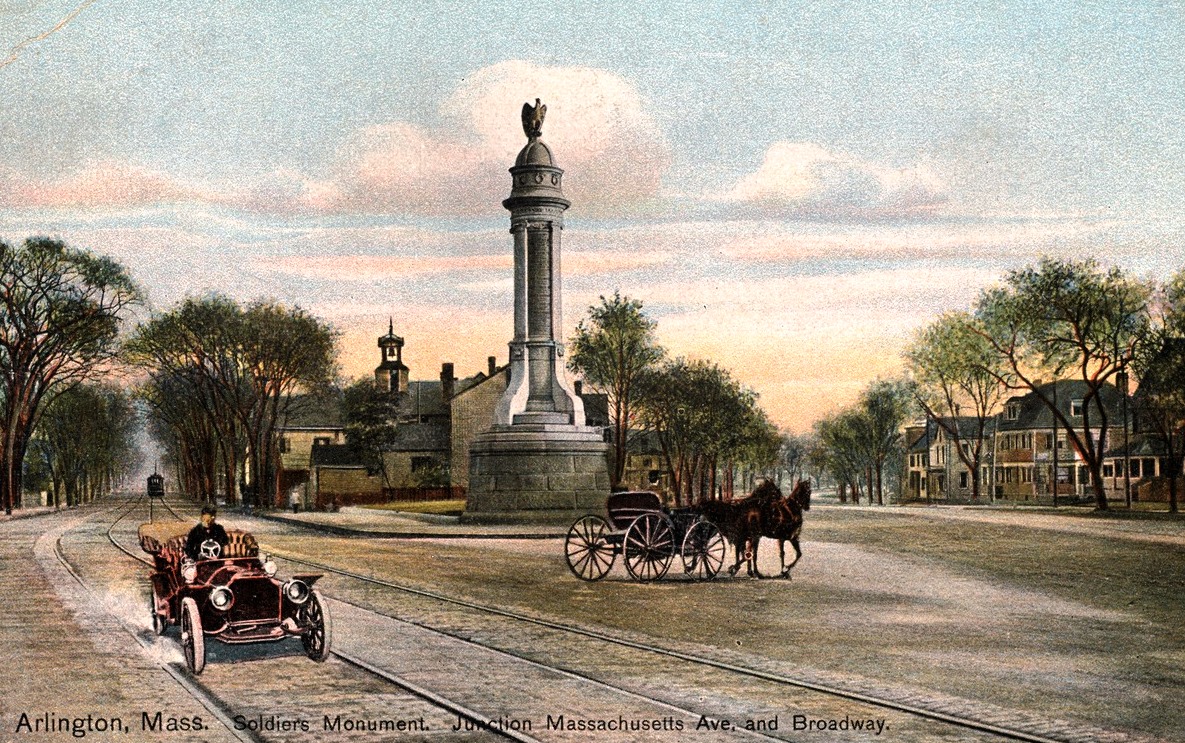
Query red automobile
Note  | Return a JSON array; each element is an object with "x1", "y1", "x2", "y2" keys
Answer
[{"x1": 138, "y1": 521, "x2": 331, "y2": 674}]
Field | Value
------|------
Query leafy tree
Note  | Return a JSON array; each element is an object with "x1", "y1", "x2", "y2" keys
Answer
[
  {"x1": 341, "y1": 378, "x2": 401, "y2": 485},
  {"x1": 905, "y1": 312, "x2": 1008, "y2": 500},
  {"x1": 1132, "y1": 334, "x2": 1185, "y2": 514},
  {"x1": 241, "y1": 301, "x2": 338, "y2": 504},
  {"x1": 637, "y1": 358, "x2": 773, "y2": 504},
  {"x1": 813, "y1": 409, "x2": 868, "y2": 503},
  {"x1": 30, "y1": 383, "x2": 140, "y2": 507},
  {"x1": 860, "y1": 378, "x2": 914, "y2": 505},
  {"x1": 775, "y1": 433, "x2": 810, "y2": 486},
  {"x1": 569, "y1": 293, "x2": 665, "y2": 487},
  {"x1": 973, "y1": 258, "x2": 1152, "y2": 509},
  {"x1": 0, "y1": 238, "x2": 140, "y2": 513},
  {"x1": 1131, "y1": 270, "x2": 1185, "y2": 513},
  {"x1": 128, "y1": 295, "x2": 337, "y2": 506}
]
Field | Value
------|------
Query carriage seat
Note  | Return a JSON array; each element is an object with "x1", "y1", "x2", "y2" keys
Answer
[
  {"x1": 605, "y1": 491, "x2": 663, "y2": 530},
  {"x1": 223, "y1": 530, "x2": 258, "y2": 558}
]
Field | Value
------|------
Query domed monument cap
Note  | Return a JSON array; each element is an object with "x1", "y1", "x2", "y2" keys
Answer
[{"x1": 506, "y1": 98, "x2": 568, "y2": 208}]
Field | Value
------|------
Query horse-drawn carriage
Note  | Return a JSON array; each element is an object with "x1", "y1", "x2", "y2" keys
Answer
[
  {"x1": 563, "y1": 491, "x2": 726, "y2": 582},
  {"x1": 564, "y1": 481, "x2": 812, "y2": 583}
]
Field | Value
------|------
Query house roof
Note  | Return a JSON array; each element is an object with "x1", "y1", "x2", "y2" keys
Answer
[
  {"x1": 451, "y1": 365, "x2": 508, "y2": 399},
  {"x1": 395, "y1": 380, "x2": 449, "y2": 418},
  {"x1": 388, "y1": 420, "x2": 450, "y2": 452},
  {"x1": 997, "y1": 380, "x2": 1123, "y2": 432},
  {"x1": 310, "y1": 444, "x2": 364, "y2": 468},
  {"x1": 1103, "y1": 432, "x2": 1171, "y2": 459},
  {"x1": 281, "y1": 390, "x2": 343, "y2": 427}
]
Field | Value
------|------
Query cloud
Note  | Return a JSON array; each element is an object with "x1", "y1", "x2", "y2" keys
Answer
[
  {"x1": 724, "y1": 142, "x2": 948, "y2": 219},
  {"x1": 332, "y1": 61, "x2": 672, "y2": 215},
  {"x1": 261, "y1": 254, "x2": 512, "y2": 281},
  {"x1": 0, "y1": 62, "x2": 670, "y2": 218},
  {"x1": 0, "y1": 161, "x2": 202, "y2": 208},
  {"x1": 716, "y1": 218, "x2": 1116, "y2": 263}
]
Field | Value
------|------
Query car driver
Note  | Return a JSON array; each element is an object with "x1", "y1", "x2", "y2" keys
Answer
[{"x1": 185, "y1": 505, "x2": 230, "y2": 560}]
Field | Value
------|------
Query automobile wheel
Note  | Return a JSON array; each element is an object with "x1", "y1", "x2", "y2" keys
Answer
[
  {"x1": 300, "y1": 590, "x2": 332, "y2": 661},
  {"x1": 180, "y1": 597, "x2": 205, "y2": 674},
  {"x1": 150, "y1": 592, "x2": 167, "y2": 636}
]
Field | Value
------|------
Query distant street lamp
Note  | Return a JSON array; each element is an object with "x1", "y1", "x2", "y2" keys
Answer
[{"x1": 1118, "y1": 369, "x2": 1131, "y2": 509}]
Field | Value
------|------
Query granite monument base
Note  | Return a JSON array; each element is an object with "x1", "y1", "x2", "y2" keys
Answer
[{"x1": 462, "y1": 424, "x2": 611, "y2": 524}]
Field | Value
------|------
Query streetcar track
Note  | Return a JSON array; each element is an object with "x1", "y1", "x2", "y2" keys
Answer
[
  {"x1": 111, "y1": 496, "x2": 777, "y2": 741},
  {"x1": 84, "y1": 495, "x2": 541, "y2": 742},
  {"x1": 145, "y1": 496, "x2": 1116, "y2": 743},
  {"x1": 48, "y1": 497, "x2": 263, "y2": 743}
]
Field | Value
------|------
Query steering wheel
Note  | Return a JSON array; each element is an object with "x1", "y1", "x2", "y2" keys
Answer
[{"x1": 199, "y1": 539, "x2": 222, "y2": 560}]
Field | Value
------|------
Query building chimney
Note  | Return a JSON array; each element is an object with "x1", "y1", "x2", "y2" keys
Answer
[
  {"x1": 488, "y1": 355, "x2": 497, "y2": 376},
  {"x1": 441, "y1": 362, "x2": 455, "y2": 402},
  {"x1": 574, "y1": 380, "x2": 583, "y2": 396}
]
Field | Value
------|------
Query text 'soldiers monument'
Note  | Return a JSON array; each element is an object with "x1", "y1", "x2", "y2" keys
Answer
[{"x1": 462, "y1": 100, "x2": 611, "y2": 524}]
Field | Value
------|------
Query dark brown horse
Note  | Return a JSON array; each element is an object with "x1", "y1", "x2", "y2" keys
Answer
[
  {"x1": 695, "y1": 496, "x2": 762, "y2": 577},
  {"x1": 754, "y1": 479, "x2": 811, "y2": 579},
  {"x1": 697, "y1": 479, "x2": 810, "y2": 579}
]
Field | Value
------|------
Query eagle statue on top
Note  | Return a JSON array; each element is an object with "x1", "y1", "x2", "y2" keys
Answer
[{"x1": 521, "y1": 98, "x2": 546, "y2": 139}]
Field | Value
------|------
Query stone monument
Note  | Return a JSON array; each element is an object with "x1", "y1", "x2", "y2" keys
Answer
[{"x1": 462, "y1": 100, "x2": 611, "y2": 524}]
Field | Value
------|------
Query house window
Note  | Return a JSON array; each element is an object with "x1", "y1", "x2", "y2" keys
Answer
[
  {"x1": 1071, "y1": 399, "x2": 1085, "y2": 417},
  {"x1": 648, "y1": 470, "x2": 661, "y2": 485},
  {"x1": 1131, "y1": 459, "x2": 1141, "y2": 478},
  {"x1": 960, "y1": 472, "x2": 968, "y2": 488},
  {"x1": 1103, "y1": 464, "x2": 1114, "y2": 477},
  {"x1": 1006, "y1": 404, "x2": 1020, "y2": 421},
  {"x1": 279, "y1": 437, "x2": 290, "y2": 453},
  {"x1": 313, "y1": 437, "x2": 331, "y2": 447}
]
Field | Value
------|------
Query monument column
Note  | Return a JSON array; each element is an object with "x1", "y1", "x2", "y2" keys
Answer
[{"x1": 463, "y1": 100, "x2": 611, "y2": 524}]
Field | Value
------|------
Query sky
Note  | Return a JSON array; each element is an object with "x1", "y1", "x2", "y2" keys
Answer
[{"x1": 1, "y1": 0, "x2": 1183, "y2": 432}]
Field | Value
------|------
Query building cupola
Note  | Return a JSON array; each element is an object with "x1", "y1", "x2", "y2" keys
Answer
[{"x1": 375, "y1": 317, "x2": 409, "y2": 393}]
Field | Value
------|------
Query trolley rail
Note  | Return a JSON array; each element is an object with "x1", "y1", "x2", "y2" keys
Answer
[{"x1": 142, "y1": 495, "x2": 1123, "y2": 743}]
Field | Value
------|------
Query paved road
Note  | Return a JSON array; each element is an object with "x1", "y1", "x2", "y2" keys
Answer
[{"x1": 2, "y1": 498, "x2": 1179, "y2": 743}]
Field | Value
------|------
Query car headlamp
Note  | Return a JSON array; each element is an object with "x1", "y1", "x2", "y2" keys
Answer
[
  {"x1": 259, "y1": 553, "x2": 277, "y2": 577},
  {"x1": 182, "y1": 560, "x2": 197, "y2": 584},
  {"x1": 283, "y1": 579, "x2": 310, "y2": 604},
  {"x1": 209, "y1": 585, "x2": 234, "y2": 612}
]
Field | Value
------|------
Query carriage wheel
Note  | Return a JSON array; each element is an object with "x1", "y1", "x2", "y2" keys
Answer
[
  {"x1": 623, "y1": 513, "x2": 675, "y2": 582},
  {"x1": 565, "y1": 515, "x2": 615, "y2": 581},
  {"x1": 681, "y1": 520, "x2": 726, "y2": 580},
  {"x1": 180, "y1": 597, "x2": 205, "y2": 674},
  {"x1": 300, "y1": 589, "x2": 332, "y2": 661}
]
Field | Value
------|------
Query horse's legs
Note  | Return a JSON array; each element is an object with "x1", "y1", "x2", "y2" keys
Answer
[
  {"x1": 778, "y1": 539, "x2": 788, "y2": 578},
  {"x1": 749, "y1": 536, "x2": 763, "y2": 578},
  {"x1": 727, "y1": 540, "x2": 744, "y2": 576},
  {"x1": 783, "y1": 535, "x2": 802, "y2": 578}
]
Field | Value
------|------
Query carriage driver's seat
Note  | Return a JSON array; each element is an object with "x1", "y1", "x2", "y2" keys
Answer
[{"x1": 606, "y1": 491, "x2": 663, "y2": 530}]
